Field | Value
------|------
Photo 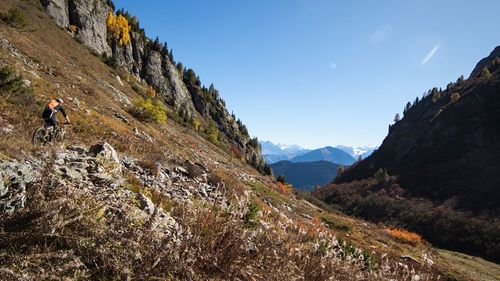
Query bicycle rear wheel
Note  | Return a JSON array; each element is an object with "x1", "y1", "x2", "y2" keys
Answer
[{"x1": 32, "y1": 127, "x2": 48, "y2": 146}]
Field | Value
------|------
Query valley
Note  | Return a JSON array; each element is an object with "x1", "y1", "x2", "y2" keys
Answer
[{"x1": 0, "y1": 1, "x2": 498, "y2": 280}]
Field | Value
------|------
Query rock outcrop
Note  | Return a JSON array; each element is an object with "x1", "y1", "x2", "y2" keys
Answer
[{"x1": 0, "y1": 142, "x2": 228, "y2": 216}]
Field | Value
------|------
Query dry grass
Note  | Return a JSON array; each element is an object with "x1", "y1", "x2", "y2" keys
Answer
[{"x1": 0, "y1": 157, "x2": 439, "y2": 280}]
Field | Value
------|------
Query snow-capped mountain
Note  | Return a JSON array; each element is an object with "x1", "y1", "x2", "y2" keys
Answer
[
  {"x1": 260, "y1": 141, "x2": 311, "y2": 164},
  {"x1": 261, "y1": 141, "x2": 377, "y2": 164},
  {"x1": 335, "y1": 145, "x2": 377, "y2": 159}
]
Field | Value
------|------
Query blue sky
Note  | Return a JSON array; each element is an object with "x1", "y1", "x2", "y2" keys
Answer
[{"x1": 114, "y1": 0, "x2": 500, "y2": 148}]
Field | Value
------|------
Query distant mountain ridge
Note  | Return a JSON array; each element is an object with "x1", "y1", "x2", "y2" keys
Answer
[
  {"x1": 261, "y1": 141, "x2": 375, "y2": 164},
  {"x1": 260, "y1": 141, "x2": 310, "y2": 156},
  {"x1": 291, "y1": 146, "x2": 356, "y2": 165},
  {"x1": 270, "y1": 160, "x2": 340, "y2": 192},
  {"x1": 260, "y1": 141, "x2": 311, "y2": 164}
]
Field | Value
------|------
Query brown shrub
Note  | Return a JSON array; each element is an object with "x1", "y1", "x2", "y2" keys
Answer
[{"x1": 386, "y1": 227, "x2": 422, "y2": 244}]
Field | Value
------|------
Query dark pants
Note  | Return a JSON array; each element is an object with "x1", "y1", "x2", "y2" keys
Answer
[{"x1": 42, "y1": 110, "x2": 57, "y2": 127}]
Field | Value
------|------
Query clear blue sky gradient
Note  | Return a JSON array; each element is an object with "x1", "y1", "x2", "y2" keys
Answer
[{"x1": 114, "y1": 0, "x2": 500, "y2": 148}]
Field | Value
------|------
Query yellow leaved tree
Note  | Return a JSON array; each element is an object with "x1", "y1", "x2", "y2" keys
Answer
[{"x1": 106, "y1": 12, "x2": 131, "y2": 46}]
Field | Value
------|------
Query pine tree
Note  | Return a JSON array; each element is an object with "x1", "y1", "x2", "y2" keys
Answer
[
  {"x1": 169, "y1": 49, "x2": 174, "y2": 63},
  {"x1": 263, "y1": 165, "x2": 272, "y2": 176},
  {"x1": 394, "y1": 113, "x2": 401, "y2": 123},
  {"x1": 337, "y1": 165, "x2": 345, "y2": 175},
  {"x1": 150, "y1": 36, "x2": 161, "y2": 52},
  {"x1": 404, "y1": 102, "x2": 411, "y2": 115},
  {"x1": 431, "y1": 87, "x2": 441, "y2": 102},
  {"x1": 207, "y1": 121, "x2": 219, "y2": 145},
  {"x1": 456, "y1": 75, "x2": 465, "y2": 85},
  {"x1": 414, "y1": 96, "x2": 419, "y2": 106},
  {"x1": 277, "y1": 175, "x2": 286, "y2": 184},
  {"x1": 374, "y1": 168, "x2": 389, "y2": 183},
  {"x1": 493, "y1": 57, "x2": 500, "y2": 67}
]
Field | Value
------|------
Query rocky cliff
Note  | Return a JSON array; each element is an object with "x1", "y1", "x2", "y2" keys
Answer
[{"x1": 39, "y1": 0, "x2": 267, "y2": 173}]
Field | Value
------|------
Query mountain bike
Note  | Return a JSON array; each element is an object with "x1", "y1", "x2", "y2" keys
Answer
[{"x1": 32, "y1": 122, "x2": 70, "y2": 146}]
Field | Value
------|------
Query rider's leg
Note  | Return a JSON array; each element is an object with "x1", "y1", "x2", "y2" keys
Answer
[
  {"x1": 47, "y1": 116, "x2": 57, "y2": 141},
  {"x1": 42, "y1": 118, "x2": 52, "y2": 141}
]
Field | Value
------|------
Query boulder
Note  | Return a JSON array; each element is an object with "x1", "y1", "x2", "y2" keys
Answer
[
  {"x1": 0, "y1": 162, "x2": 37, "y2": 214},
  {"x1": 71, "y1": 97, "x2": 80, "y2": 108},
  {"x1": 88, "y1": 142, "x2": 123, "y2": 186}
]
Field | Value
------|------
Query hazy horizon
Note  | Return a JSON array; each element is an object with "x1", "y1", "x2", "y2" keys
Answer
[{"x1": 113, "y1": 0, "x2": 500, "y2": 147}]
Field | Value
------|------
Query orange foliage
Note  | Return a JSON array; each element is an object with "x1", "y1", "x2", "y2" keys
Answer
[
  {"x1": 386, "y1": 228, "x2": 422, "y2": 244},
  {"x1": 308, "y1": 216, "x2": 324, "y2": 236},
  {"x1": 146, "y1": 86, "x2": 156, "y2": 98},
  {"x1": 277, "y1": 182, "x2": 292, "y2": 194},
  {"x1": 69, "y1": 24, "x2": 78, "y2": 33}
]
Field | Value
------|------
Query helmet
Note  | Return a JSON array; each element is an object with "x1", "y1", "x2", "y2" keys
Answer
[{"x1": 56, "y1": 98, "x2": 64, "y2": 103}]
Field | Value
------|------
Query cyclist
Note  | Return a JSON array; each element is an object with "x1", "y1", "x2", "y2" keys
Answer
[{"x1": 42, "y1": 98, "x2": 71, "y2": 128}]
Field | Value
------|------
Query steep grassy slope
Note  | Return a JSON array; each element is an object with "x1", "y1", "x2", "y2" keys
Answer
[{"x1": 0, "y1": 1, "x2": 498, "y2": 280}]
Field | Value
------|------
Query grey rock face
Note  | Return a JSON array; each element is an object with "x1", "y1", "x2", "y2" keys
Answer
[
  {"x1": 130, "y1": 31, "x2": 145, "y2": 75},
  {"x1": 112, "y1": 39, "x2": 134, "y2": 72},
  {"x1": 43, "y1": 0, "x2": 69, "y2": 28},
  {"x1": 143, "y1": 51, "x2": 173, "y2": 99},
  {"x1": 163, "y1": 56, "x2": 194, "y2": 115},
  {"x1": 190, "y1": 89, "x2": 208, "y2": 116},
  {"x1": 68, "y1": 0, "x2": 112, "y2": 55}
]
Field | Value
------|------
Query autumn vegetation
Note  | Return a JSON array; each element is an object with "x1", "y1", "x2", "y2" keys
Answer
[
  {"x1": 128, "y1": 97, "x2": 167, "y2": 123},
  {"x1": 106, "y1": 12, "x2": 131, "y2": 46},
  {"x1": 386, "y1": 228, "x2": 422, "y2": 244}
]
